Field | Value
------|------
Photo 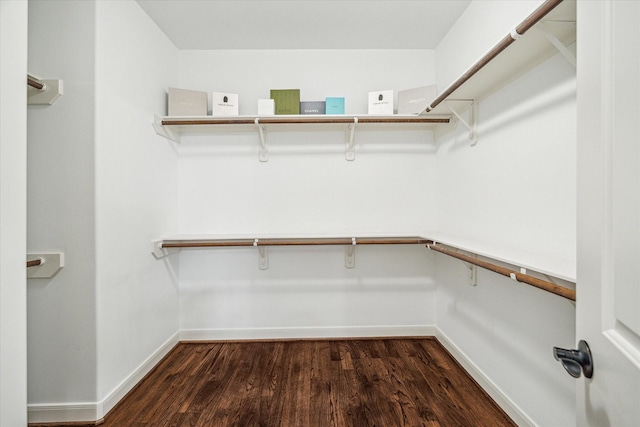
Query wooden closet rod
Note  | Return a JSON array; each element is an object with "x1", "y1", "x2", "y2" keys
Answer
[
  {"x1": 161, "y1": 117, "x2": 449, "y2": 126},
  {"x1": 426, "y1": 0, "x2": 564, "y2": 112},
  {"x1": 161, "y1": 237, "x2": 431, "y2": 249},
  {"x1": 26, "y1": 259, "x2": 43, "y2": 268},
  {"x1": 426, "y1": 242, "x2": 576, "y2": 301},
  {"x1": 27, "y1": 76, "x2": 45, "y2": 91}
]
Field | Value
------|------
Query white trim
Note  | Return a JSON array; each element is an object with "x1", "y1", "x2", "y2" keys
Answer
[
  {"x1": 26, "y1": 403, "x2": 100, "y2": 425},
  {"x1": 27, "y1": 331, "x2": 180, "y2": 424},
  {"x1": 179, "y1": 325, "x2": 437, "y2": 341},
  {"x1": 434, "y1": 327, "x2": 537, "y2": 427}
]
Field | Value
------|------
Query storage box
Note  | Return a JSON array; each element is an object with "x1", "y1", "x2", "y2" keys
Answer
[
  {"x1": 300, "y1": 101, "x2": 326, "y2": 115},
  {"x1": 270, "y1": 89, "x2": 300, "y2": 115},
  {"x1": 397, "y1": 85, "x2": 437, "y2": 114},
  {"x1": 257, "y1": 99, "x2": 275, "y2": 116},
  {"x1": 212, "y1": 92, "x2": 239, "y2": 116},
  {"x1": 368, "y1": 90, "x2": 394, "y2": 115},
  {"x1": 325, "y1": 97, "x2": 345, "y2": 115},
  {"x1": 168, "y1": 87, "x2": 207, "y2": 116}
]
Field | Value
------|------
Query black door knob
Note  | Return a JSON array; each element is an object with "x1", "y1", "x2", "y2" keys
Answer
[{"x1": 553, "y1": 340, "x2": 593, "y2": 378}]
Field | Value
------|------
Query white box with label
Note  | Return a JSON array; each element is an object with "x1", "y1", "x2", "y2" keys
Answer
[
  {"x1": 368, "y1": 90, "x2": 394, "y2": 115},
  {"x1": 212, "y1": 92, "x2": 239, "y2": 116}
]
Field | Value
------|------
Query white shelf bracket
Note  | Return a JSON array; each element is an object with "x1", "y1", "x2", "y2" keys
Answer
[
  {"x1": 463, "y1": 254, "x2": 478, "y2": 287},
  {"x1": 255, "y1": 239, "x2": 269, "y2": 270},
  {"x1": 27, "y1": 252, "x2": 64, "y2": 279},
  {"x1": 152, "y1": 114, "x2": 180, "y2": 143},
  {"x1": 537, "y1": 22, "x2": 576, "y2": 67},
  {"x1": 346, "y1": 117, "x2": 357, "y2": 161},
  {"x1": 445, "y1": 100, "x2": 477, "y2": 146},
  {"x1": 345, "y1": 238, "x2": 356, "y2": 268},
  {"x1": 27, "y1": 75, "x2": 63, "y2": 105},
  {"x1": 255, "y1": 118, "x2": 269, "y2": 162},
  {"x1": 152, "y1": 240, "x2": 180, "y2": 259}
]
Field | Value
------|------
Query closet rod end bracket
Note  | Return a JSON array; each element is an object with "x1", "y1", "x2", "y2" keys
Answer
[
  {"x1": 152, "y1": 240, "x2": 180, "y2": 259},
  {"x1": 153, "y1": 114, "x2": 180, "y2": 143},
  {"x1": 27, "y1": 252, "x2": 64, "y2": 279}
]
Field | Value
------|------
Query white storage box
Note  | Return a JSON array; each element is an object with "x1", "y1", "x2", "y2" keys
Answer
[
  {"x1": 368, "y1": 90, "x2": 394, "y2": 115},
  {"x1": 212, "y1": 92, "x2": 239, "y2": 116}
]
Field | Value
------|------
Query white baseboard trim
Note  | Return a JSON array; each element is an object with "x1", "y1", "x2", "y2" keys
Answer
[
  {"x1": 434, "y1": 327, "x2": 537, "y2": 427},
  {"x1": 180, "y1": 325, "x2": 438, "y2": 341},
  {"x1": 27, "y1": 402, "x2": 101, "y2": 425},
  {"x1": 27, "y1": 331, "x2": 180, "y2": 424}
]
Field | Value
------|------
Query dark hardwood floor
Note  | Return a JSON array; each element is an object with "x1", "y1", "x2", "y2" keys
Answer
[{"x1": 93, "y1": 338, "x2": 514, "y2": 427}]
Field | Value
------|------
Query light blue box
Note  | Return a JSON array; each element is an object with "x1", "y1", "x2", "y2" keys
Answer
[{"x1": 325, "y1": 97, "x2": 345, "y2": 114}]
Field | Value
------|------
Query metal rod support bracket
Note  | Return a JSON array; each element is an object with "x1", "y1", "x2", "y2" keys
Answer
[
  {"x1": 445, "y1": 100, "x2": 477, "y2": 145},
  {"x1": 255, "y1": 118, "x2": 269, "y2": 162},
  {"x1": 345, "y1": 237, "x2": 356, "y2": 268},
  {"x1": 346, "y1": 117, "x2": 358, "y2": 161},
  {"x1": 537, "y1": 21, "x2": 577, "y2": 67},
  {"x1": 257, "y1": 244, "x2": 269, "y2": 270}
]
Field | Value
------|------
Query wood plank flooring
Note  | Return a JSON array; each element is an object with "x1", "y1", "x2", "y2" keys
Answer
[
  {"x1": 96, "y1": 338, "x2": 514, "y2": 427},
  {"x1": 30, "y1": 338, "x2": 514, "y2": 427}
]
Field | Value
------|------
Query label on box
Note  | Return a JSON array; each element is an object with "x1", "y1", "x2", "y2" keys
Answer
[
  {"x1": 258, "y1": 99, "x2": 275, "y2": 116},
  {"x1": 397, "y1": 85, "x2": 437, "y2": 114},
  {"x1": 168, "y1": 87, "x2": 208, "y2": 116},
  {"x1": 325, "y1": 97, "x2": 345, "y2": 115},
  {"x1": 368, "y1": 90, "x2": 394, "y2": 115},
  {"x1": 300, "y1": 101, "x2": 326, "y2": 115},
  {"x1": 212, "y1": 92, "x2": 239, "y2": 116}
]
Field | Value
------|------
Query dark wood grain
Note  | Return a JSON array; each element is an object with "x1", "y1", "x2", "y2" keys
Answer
[{"x1": 72, "y1": 338, "x2": 515, "y2": 427}]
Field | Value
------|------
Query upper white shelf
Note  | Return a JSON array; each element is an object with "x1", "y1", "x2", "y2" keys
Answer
[
  {"x1": 152, "y1": 1, "x2": 575, "y2": 150},
  {"x1": 152, "y1": 114, "x2": 450, "y2": 161},
  {"x1": 153, "y1": 114, "x2": 449, "y2": 140}
]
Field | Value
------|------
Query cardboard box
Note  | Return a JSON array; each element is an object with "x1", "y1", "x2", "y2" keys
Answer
[
  {"x1": 257, "y1": 99, "x2": 275, "y2": 115},
  {"x1": 212, "y1": 92, "x2": 239, "y2": 116},
  {"x1": 300, "y1": 101, "x2": 326, "y2": 115},
  {"x1": 368, "y1": 90, "x2": 394, "y2": 115},
  {"x1": 168, "y1": 87, "x2": 207, "y2": 116},
  {"x1": 397, "y1": 85, "x2": 437, "y2": 114},
  {"x1": 325, "y1": 97, "x2": 345, "y2": 115},
  {"x1": 270, "y1": 89, "x2": 300, "y2": 115}
]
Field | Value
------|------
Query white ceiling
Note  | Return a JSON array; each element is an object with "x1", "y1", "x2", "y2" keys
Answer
[{"x1": 136, "y1": 0, "x2": 471, "y2": 50}]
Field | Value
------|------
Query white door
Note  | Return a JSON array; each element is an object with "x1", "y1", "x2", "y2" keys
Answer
[{"x1": 577, "y1": 1, "x2": 640, "y2": 425}]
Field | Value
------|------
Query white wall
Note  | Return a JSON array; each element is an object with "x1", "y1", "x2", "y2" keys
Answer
[
  {"x1": 177, "y1": 50, "x2": 438, "y2": 337},
  {"x1": 26, "y1": 0, "x2": 180, "y2": 422},
  {"x1": 434, "y1": 1, "x2": 576, "y2": 425},
  {"x1": 94, "y1": 0, "x2": 180, "y2": 409},
  {"x1": 436, "y1": 0, "x2": 543, "y2": 91},
  {"x1": 27, "y1": 0, "x2": 98, "y2": 412},
  {"x1": 0, "y1": 1, "x2": 28, "y2": 425}
]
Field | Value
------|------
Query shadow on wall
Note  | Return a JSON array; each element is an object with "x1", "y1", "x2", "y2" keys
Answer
[{"x1": 437, "y1": 257, "x2": 576, "y2": 423}]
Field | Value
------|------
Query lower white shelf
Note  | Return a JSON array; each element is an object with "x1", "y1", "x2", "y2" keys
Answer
[{"x1": 151, "y1": 232, "x2": 575, "y2": 301}]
